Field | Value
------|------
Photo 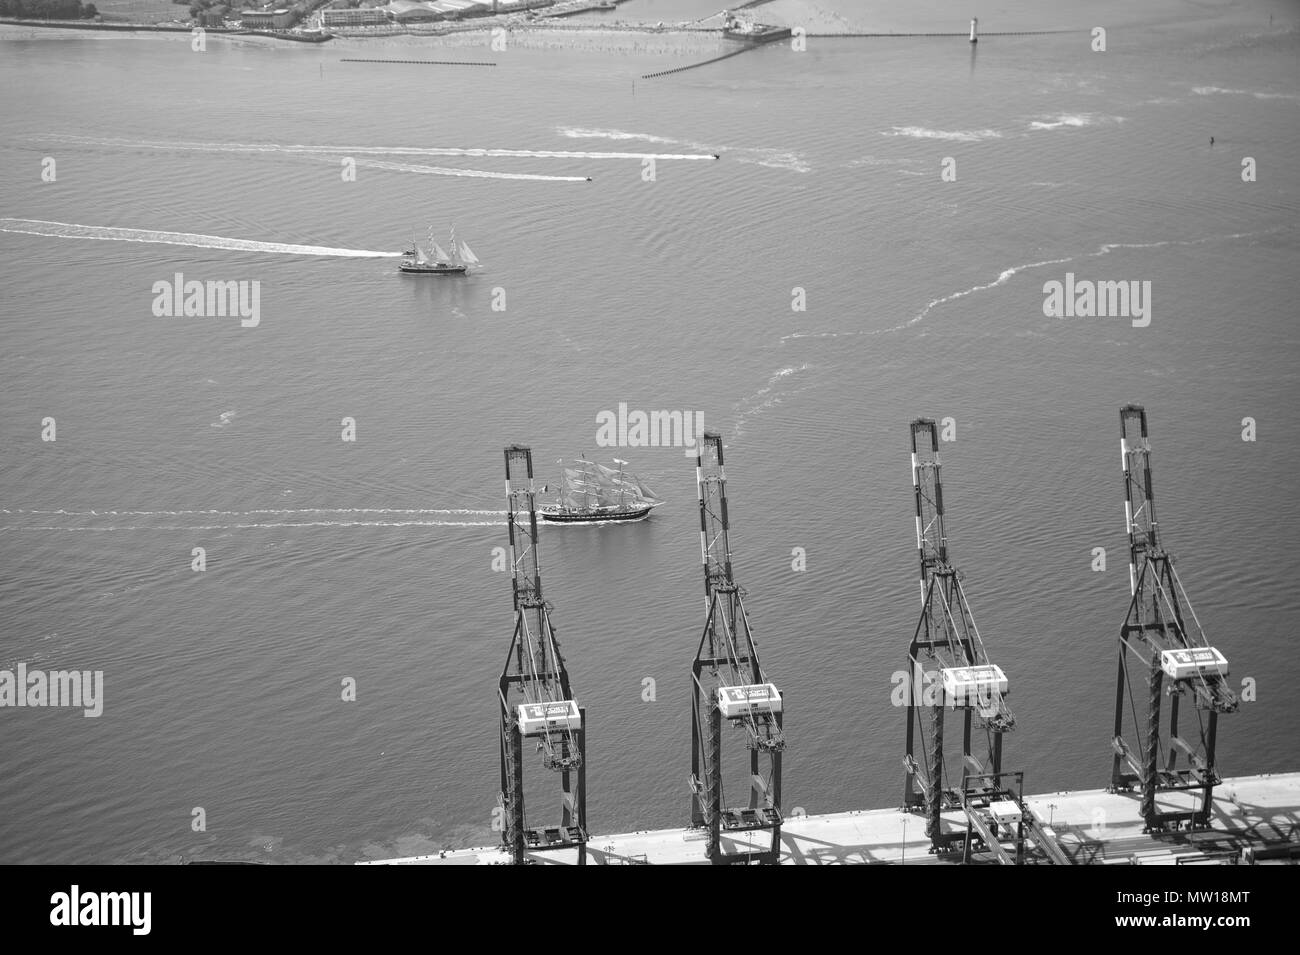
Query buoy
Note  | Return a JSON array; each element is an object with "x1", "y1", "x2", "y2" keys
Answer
[{"x1": 970, "y1": 17, "x2": 978, "y2": 43}]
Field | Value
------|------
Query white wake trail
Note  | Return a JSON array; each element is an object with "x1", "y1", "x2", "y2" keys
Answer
[
  {"x1": 2, "y1": 521, "x2": 503, "y2": 531},
  {"x1": 0, "y1": 218, "x2": 399, "y2": 257},
  {"x1": 0, "y1": 506, "x2": 508, "y2": 531},
  {"x1": 47, "y1": 134, "x2": 717, "y2": 161},
  {"x1": 348, "y1": 158, "x2": 589, "y2": 182},
  {"x1": 4, "y1": 508, "x2": 505, "y2": 517},
  {"x1": 778, "y1": 227, "x2": 1288, "y2": 343}
]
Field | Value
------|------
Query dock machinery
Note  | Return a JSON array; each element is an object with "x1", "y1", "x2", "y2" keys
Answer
[
  {"x1": 688, "y1": 432, "x2": 785, "y2": 864},
  {"x1": 903, "y1": 420, "x2": 1046, "y2": 860},
  {"x1": 1111, "y1": 406, "x2": 1238, "y2": 831},
  {"x1": 498, "y1": 445, "x2": 587, "y2": 864}
]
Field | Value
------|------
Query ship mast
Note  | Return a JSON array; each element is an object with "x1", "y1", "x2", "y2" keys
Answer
[
  {"x1": 579, "y1": 455, "x2": 593, "y2": 510},
  {"x1": 614, "y1": 458, "x2": 628, "y2": 507}
]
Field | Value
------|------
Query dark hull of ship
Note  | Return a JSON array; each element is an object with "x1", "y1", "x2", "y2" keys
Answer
[
  {"x1": 540, "y1": 504, "x2": 654, "y2": 524},
  {"x1": 399, "y1": 262, "x2": 467, "y2": 274}
]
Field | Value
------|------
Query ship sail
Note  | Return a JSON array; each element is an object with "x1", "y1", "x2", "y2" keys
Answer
[
  {"x1": 458, "y1": 241, "x2": 480, "y2": 264},
  {"x1": 635, "y1": 477, "x2": 660, "y2": 502},
  {"x1": 545, "y1": 457, "x2": 663, "y2": 521},
  {"x1": 431, "y1": 242, "x2": 451, "y2": 263},
  {"x1": 553, "y1": 459, "x2": 659, "y2": 510}
]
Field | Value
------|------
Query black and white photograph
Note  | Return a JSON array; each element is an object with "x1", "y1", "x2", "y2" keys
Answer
[{"x1": 0, "y1": 0, "x2": 1296, "y2": 925}]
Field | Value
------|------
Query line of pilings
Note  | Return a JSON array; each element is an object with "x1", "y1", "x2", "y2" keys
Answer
[
  {"x1": 339, "y1": 58, "x2": 497, "y2": 65},
  {"x1": 641, "y1": 46, "x2": 753, "y2": 79}
]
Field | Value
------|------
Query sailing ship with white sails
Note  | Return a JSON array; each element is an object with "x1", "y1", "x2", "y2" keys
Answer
[
  {"x1": 399, "y1": 225, "x2": 479, "y2": 275},
  {"x1": 541, "y1": 457, "x2": 662, "y2": 524}
]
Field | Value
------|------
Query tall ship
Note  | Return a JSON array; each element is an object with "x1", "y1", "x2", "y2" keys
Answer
[
  {"x1": 399, "y1": 226, "x2": 478, "y2": 275},
  {"x1": 541, "y1": 457, "x2": 662, "y2": 524}
]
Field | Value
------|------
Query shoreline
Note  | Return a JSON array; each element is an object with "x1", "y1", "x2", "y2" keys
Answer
[{"x1": 2, "y1": 0, "x2": 1284, "y2": 48}]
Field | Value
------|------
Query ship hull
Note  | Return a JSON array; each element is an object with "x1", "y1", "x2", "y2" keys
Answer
[
  {"x1": 399, "y1": 263, "x2": 467, "y2": 274},
  {"x1": 540, "y1": 504, "x2": 655, "y2": 524}
]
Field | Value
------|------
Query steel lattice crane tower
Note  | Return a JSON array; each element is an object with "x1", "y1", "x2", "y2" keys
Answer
[
  {"x1": 498, "y1": 445, "x2": 587, "y2": 865},
  {"x1": 688, "y1": 432, "x2": 785, "y2": 865},
  {"x1": 1111, "y1": 406, "x2": 1237, "y2": 831},
  {"x1": 903, "y1": 420, "x2": 1016, "y2": 853}
]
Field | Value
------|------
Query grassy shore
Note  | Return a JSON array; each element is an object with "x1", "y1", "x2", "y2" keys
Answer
[{"x1": 93, "y1": 0, "x2": 185, "y2": 24}]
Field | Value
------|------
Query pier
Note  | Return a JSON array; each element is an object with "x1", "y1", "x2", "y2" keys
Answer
[{"x1": 360, "y1": 773, "x2": 1300, "y2": 865}]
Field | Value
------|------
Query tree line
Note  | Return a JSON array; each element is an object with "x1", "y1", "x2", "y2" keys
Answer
[{"x1": 0, "y1": 0, "x2": 99, "y2": 17}]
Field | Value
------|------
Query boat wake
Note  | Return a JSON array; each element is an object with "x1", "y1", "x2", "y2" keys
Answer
[
  {"x1": 1192, "y1": 85, "x2": 1299, "y2": 102},
  {"x1": 732, "y1": 363, "x2": 817, "y2": 439},
  {"x1": 43, "y1": 134, "x2": 717, "y2": 162},
  {"x1": 0, "y1": 507, "x2": 505, "y2": 532},
  {"x1": 347, "y1": 158, "x2": 590, "y2": 182},
  {"x1": 558, "y1": 126, "x2": 682, "y2": 146},
  {"x1": 778, "y1": 227, "x2": 1287, "y2": 344},
  {"x1": 882, "y1": 126, "x2": 1003, "y2": 143},
  {"x1": 0, "y1": 218, "x2": 400, "y2": 258},
  {"x1": 1028, "y1": 113, "x2": 1124, "y2": 131},
  {"x1": 731, "y1": 150, "x2": 811, "y2": 173},
  {"x1": 558, "y1": 126, "x2": 808, "y2": 172}
]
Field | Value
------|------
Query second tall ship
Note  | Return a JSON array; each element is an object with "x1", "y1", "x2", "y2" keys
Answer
[{"x1": 400, "y1": 226, "x2": 478, "y2": 275}]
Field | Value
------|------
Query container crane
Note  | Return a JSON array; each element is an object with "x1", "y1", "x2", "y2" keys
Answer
[
  {"x1": 498, "y1": 445, "x2": 587, "y2": 864},
  {"x1": 903, "y1": 419, "x2": 1019, "y2": 855},
  {"x1": 1111, "y1": 406, "x2": 1237, "y2": 831},
  {"x1": 688, "y1": 432, "x2": 785, "y2": 864}
]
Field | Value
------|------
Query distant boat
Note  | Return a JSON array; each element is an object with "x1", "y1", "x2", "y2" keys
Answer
[
  {"x1": 399, "y1": 226, "x2": 478, "y2": 275},
  {"x1": 721, "y1": 11, "x2": 792, "y2": 44},
  {"x1": 540, "y1": 457, "x2": 662, "y2": 524}
]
